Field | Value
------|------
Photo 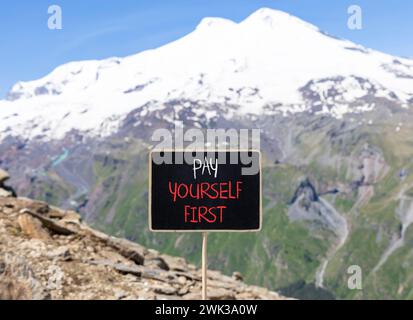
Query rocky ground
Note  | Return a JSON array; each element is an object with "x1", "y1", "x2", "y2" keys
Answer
[{"x1": 0, "y1": 169, "x2": 286, "y2": 300}]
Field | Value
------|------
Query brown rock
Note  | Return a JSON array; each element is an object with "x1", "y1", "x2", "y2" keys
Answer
[
  {"x1": 20, "y1": 209, "x2": 76, "y2": 235},
  {"x1": 17, "y1": 214, "x2": 51, "y2": 240}
]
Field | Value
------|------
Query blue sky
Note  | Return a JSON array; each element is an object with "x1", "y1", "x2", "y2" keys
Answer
[{"x1": 1, "y1": 0, "x2": 412, "y2": 98}]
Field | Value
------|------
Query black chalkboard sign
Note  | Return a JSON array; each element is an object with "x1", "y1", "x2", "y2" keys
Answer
[{"x1": 149, "y1": 150, "x2": 261, "y2": 232}]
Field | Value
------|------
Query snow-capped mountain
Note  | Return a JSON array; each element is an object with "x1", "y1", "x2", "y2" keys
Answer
[{"x1": 1, "y1": 8, "x2": 413, "y2": 141}]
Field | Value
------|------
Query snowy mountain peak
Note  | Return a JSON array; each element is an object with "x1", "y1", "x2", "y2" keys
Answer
[
  {"x1": 241, "y1": 7, "x2": 319, "y2": 31},
  {"x1": 195, "y1": 17, "x2": 236, "y2": 31},
  {"x1": 1, "y1": 8, "x2": 413, "y2": 141},
  {"x1": 246, "y1": 7, "x2": 293, "y2": 21}
]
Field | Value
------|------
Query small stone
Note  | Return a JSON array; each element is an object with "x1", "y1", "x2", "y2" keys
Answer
[
  {"x1": 48, "y1": 207, "x2": 67, "y2": 219},
  {"x1": 86, "y1": 246, "x2": 94, "y2": 253},
  {"x1": 47, "y1": 246, "x2": 71, "y2": 260},
  {"x1": 62, "y1": 211, "x2": 82, "y2": 223},
  {"x1": 235, "y1": 292, "x2": 254, "y2": 300},
  {"x1": 177, "y1": 276, "x2": 187, "y2": 285},
  {"x1": 2, "y1": 207, "x2": 13, "y2": 214},
  {"x1": 232, "y1": 271, "x2": 243, "y2": 281},
  {"x1": 114, "y1": 289, "x2": 127, "y2": 300},
  {"x1": 207, "y1": 288, "x2": 235, "y2": 300},
  {"x1": 151, "y1": 283, "x2": 178, "y2": 295},
  {"x1": 100, "y1": 249, "x2": 127, "y2": 264},
  {"x1": 0, "y1": 189, "x2": 12, "y2": 198},
  {"x1": 160, "y1": 255, "x2": 187, "y2": 272},
  {"x1": 20, "y1": 199, "x2": 49, "y2": 214},
  {"x1": 17, "y1": 213, "x2": 51, "y2": 240},
  {"x1": 144, "y1": 257, "x2": 169, "y2": 271},
  {"x1": 178, "y1": 286, "x2": 190, "y2": 295}
]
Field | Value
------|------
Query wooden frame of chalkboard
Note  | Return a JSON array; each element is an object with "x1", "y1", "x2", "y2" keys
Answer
[{"x1": 148, "y1": 149, "x2": 262, "y2": 233}]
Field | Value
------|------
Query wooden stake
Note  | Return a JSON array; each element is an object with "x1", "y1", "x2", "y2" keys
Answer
[{"x1": 202, "y1": 232, "x2": 208, "y2": 300}]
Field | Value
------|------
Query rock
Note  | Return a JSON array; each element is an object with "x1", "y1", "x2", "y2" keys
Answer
[
  {"x1": 144, "y1": 257, "x2": 169, "y2": 271},
  {"x1": 62, "y1": 211, "x2": 82, "y2": 223},
  {"x1": 108, "y1": 238, "x2": 146, "y2": 266},
  {"x1": 99, "y1": 249, "x2": 129, "y2": 264},
  {"x1": 0, "y1": 199, "x2": 14, "y2": 209},
  {"x1": 0, "y1": 195, "x2": 288, "y2": 300},
  {"x1": 48, "y1": 207, "x2": 67, "y2": 219},
  {"x1": 113, "y1": 289, "x2": 128, "y2": 300},
  {"x1": 18, "y1": 198, "x2": 49, "y2": 214},
  {"x1": 20, "y1": 209, "x2": 76, "y2": 235},
  {"x1": 160, "y1": 255, "x2": 188, "y2": 272},
  {"x1": 232, "y1": 271, "x2": 243, "y2": 281},
  {"x1": 235, "y1": 292, "x2": 255, "y2": 299},
  {"x1": 88, "y1": 259, "x2": 143, "y2": 277},
  {"x1": 0, "y1": 169, "x2": 15, "y2": 198},
  {"x1": 1, "y1": 185, "x2": 16, "y2": 198},
  {"x1": 0, "y1": 169, "x2": 10, "y2": 184},
  {"x1": 207, "y1": 288, "x2": 236, "y2": 300},
  {"x1": 208, "y1": 279, "x2": 238, "y2": 291},
  {"x1": 177, "y1": 276, "x2": 187, "y2": 285},
  {"x1": 178, "y1": 285, "x2": 190, "y2": 295},
  {"x1": 47, "y1": 246, "x2": 71, "y2": 261},
  {"x1": 17, "y1": 213, "x2": 51, "y2": 240},
  {"x1": 151, "y1": 283, "x2": 178, "y2": 295},
  {"x1": 0, "y1": 188, "x2": 12, "y2": 198},
  {"x1": 82, "y1": 226, "x2": 145, "y2": 265}
]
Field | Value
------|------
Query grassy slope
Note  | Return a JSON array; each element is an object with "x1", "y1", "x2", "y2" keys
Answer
[{"x1": 324, "y1": 123, "x2": 413, "y2": 299}]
